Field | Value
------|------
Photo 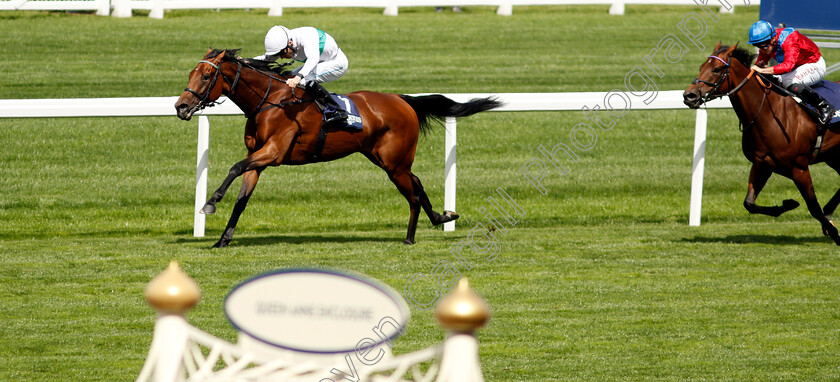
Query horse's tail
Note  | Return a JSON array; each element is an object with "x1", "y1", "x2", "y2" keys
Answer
[{"x1": 399, "y1": 94, "x2": 503, "y2": 135}]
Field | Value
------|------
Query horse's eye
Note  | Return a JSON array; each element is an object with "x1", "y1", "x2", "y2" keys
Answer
[
  {"x1": 202, "y1": 74, "x2": 211, "y2": 81},
  {"x1": 712, "y1": 67, "x2": 722, "y2": 73}
]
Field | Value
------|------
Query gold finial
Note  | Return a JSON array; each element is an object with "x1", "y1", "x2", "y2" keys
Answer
[
  {"x1": 434, "y1": 277, "x2": 490, "y2": 333},
  {"x1": 144, "y1": 260, "x2": 201, "y2": 315}
]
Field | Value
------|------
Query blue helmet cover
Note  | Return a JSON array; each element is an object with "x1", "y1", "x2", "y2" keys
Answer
[{"x1": 748, "y1": 20, "x2": 775, "y2": 45}]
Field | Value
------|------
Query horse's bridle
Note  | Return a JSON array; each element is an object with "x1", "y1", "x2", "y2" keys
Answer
[
  {"x1": 185, "y1": 60, "x2": 222, "y2": 110},
  {"x1": 184, "y1": 57, "x2": 309, "y2": 118},
  {"x1": 693, "y1": 54, "x2": 775, "y2": 133},
  {"x1": 691, "y1": 55, "x2": 755, "y2": 103}
]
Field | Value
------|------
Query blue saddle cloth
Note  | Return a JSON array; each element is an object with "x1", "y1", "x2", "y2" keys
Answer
[
  {"x1": 323, "y1": 94, "x2": 363, "y2": 130},
  {"x1": 812, "y1": 80, "x2": 840, "y2": 124}
]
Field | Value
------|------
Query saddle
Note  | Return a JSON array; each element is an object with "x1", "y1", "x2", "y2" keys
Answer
[
  {"x1": 753, "y1": 74, "x2": 840, "y2": 161},
  {"x1": 808, "y1": 81, "x2": 840, "y2": 125},
  {"x1": 310, "y1": 93, "x2": 364, "y2": 160},
  {"x1": 322, "y1": 94, "x2": 364, "y2": 130},
  {"x1": 759, "y1": 74, "x2": 840, "y2": 125}
]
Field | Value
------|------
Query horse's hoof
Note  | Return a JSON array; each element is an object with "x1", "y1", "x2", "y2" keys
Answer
[
  {"x1": 823, "y1": 220, "x2": 836, "y2": 236},
  {"x1": 200, "y1": 204, "x2": 216, "y2": 214},
  {"x1": 434, "y1": 210, "x2": 459, "y2": 225},
  {"x1": 212, "y1": 239, "x2": 228, "y2": 248},
  {"x1": 782, "y1": 199, "x2": 800, "y2": 210},
  {"x1": 403, "y1": 239, "x2": 415, "y2": 245}
]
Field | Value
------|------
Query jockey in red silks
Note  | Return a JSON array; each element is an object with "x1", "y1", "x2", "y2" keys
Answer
[{"x1": 748, "y1": 20, "x2": 836, "y2": 125}]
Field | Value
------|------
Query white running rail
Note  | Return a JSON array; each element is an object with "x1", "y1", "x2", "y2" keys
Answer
[{"x1": 0, "y1": 92, "x2": 731, "y2": 236}]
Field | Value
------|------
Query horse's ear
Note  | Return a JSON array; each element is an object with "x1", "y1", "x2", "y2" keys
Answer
[
  {"x1": 714, "y1": 41, "x2": 722, "y2": 52},
  {"x1": 724, "y1": 43, "x2": 738, "y2": 57}
]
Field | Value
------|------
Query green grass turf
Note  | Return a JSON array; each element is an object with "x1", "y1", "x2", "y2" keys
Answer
[{"x1": 2, "y1": 5, "x2": 840, "y2": 381}]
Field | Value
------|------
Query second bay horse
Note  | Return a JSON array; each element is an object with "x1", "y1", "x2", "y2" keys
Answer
[{"x1": 684, "y1": 42, "x2": 840, "y2": 245}]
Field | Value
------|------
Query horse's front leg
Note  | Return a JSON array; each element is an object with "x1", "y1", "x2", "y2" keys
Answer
[
  {"x1": 209, "y1": 130, "x2": 297, "y2": 247},
  {"x1": 214, "y1": 169, "x2": 262, "y2": 248},
  {"x1": 201, "y1": 119, "x2": 260, "y2": 215},
  {"x1": 791, "y1": 167, "x2": 840, "y2": 245},
  {"x1": 743, "y1": 163, "x2": 800, "y2": 217},
  {"x1": 201, "y1": 158, "x2": 253, "y2": 215}
]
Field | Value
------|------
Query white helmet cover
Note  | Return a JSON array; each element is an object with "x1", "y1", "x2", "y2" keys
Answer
[{"x1": 264, "y1": 26, "x2": 291, "y2": 56}]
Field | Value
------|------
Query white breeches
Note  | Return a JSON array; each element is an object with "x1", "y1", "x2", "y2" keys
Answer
[
  {"x1": 776, "y1": 56, "x2": 826, "y2": 87},
  {"x1": 291, "y1": 50, "x2": 349, "y2": 86}
]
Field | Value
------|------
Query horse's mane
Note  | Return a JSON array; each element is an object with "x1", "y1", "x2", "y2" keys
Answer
[
  {"x1": 204, "y1": 48, "x2": 294, "y2": 75},
  {"x1": 714, "y1": 44, "x2": 756, "y2": 67},
  {"x1": 714, "y1": 44, "x2": 789, "y2": 89}
]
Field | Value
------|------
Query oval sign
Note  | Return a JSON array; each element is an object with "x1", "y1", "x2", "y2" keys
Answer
[{"x1": 224, "y1": 268, "x2": 410, "y2": 354}]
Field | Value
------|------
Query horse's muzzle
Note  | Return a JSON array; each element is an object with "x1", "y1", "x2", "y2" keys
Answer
[
  {"x1": 174, "y1": 99, "x2": 197, "y2": 121},
  {"x1": 683, "y1": 89, "x2": 703, "y2": 109}
]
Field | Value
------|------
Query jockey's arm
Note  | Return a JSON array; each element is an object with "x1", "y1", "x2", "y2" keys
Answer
[
  {"x1": 295, "y1": 28, "x2": 323, "y2": 81},
  {"x1": 751, "y1": 53, "x2": 772, "y2": 74},
  {"x1": 771, "y1": 36, "x2": 801, "y2": 75}
]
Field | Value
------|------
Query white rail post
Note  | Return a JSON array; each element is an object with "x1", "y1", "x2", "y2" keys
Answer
[
  {"x1": 496, "y1": 1, "x2": 513, "y2": 16},
  {"x1": 609, "y1": 0, "x2": 625, "y2": 15},
  {"x1": 434, "y1": 278, "x2": 488, "y2": 382},
  {"x1": 689, "y1": 109, "x2": 707, "y2": 227},
  {"x1": 149, "y1": 0, "x2": 164, "y2": 19},
  {"x1": 267, "y1": 0, "x2": 282, "y2": 16},
  {"x1": 95, "y1": 0, "x2": 109, "y2": 16},
  {"x1": 111, "y1": 0, "x2": 132, "y2": 17},
  {"x1": 136, "y1": 261, "x2": 201, "y2": 382},
  {"x1": 444, "y1": 117, "x2": 457, "y2": 232},
  {"x1": 194, "y1": 116, "x2": 210, "y2": 237},
  {"x1": 383, "y1": 0, "x2": 398, "y2": 16}
]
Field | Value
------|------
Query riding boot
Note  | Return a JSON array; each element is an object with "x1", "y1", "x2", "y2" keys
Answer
[
  {"x1": 304, "y1": 82, "x2": 348, "y2": 125},
  {"x1": 788, "y1": 83, "x2": 836, "y2": 125}
]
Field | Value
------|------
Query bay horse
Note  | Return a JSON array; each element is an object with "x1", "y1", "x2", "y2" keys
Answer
[
  {"x1": 683, "y1": 42, "x2": 840, "y2": 245},
  {"x1": 174, "y1": 49, "x2": 502, "y2": 247}
]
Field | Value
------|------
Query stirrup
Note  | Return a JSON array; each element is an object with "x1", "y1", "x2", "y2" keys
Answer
[
  {"x1": 324, "y1": 111, "x2": 348, "y2": 125},
  {"x1": 817, "y1": 104, "x2": 835, "y2": 125}
]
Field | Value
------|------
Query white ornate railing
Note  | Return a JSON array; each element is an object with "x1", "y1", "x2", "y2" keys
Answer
[{"x1": 136, "y1": 262, "x2": 489, "y2": 382}]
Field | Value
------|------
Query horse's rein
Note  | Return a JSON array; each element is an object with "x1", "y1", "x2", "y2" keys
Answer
[
  {"x1": 693, "y1": 55, "x2": 756, "y2": 102},
  {"x1": 189, "y1": 57, "x2": 312, "y2": 118},
  {"x1": 237, "y1": 62, "x2": 312, "y2": 118},
  {"x1": 724, "y1": 64, "x2": 777, "y2": 133}
]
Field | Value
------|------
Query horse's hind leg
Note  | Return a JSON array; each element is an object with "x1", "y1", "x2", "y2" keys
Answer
[
  {"x1": 743, "y1": 163, "x2": 800, "y2": 216},
  {"x1": 819, "y1": 160, "x2": 840, "y2": 224},
  {"x1": 387, "y1": 170, "x2": 422, "y2": 244},
  {"x1": 410, "y1": 174, "x2": 459, "y2": 225},
  {"x1": 213, "y1": 169, "x2": 262, "y2": 248},
  {"x1": 791, "y1": 167, "x2": 840, "y2": 245}
]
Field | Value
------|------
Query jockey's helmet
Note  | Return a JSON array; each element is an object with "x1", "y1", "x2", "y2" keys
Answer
[
  {"x1": 264, "y1": 26, "x2": 291, "y2": 56},
  {"x1": 748, "y1": 20, "x2": 775, "y2": 45}
]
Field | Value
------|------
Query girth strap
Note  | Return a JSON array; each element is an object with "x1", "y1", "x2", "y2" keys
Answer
[{"x1": 311, "y1": 122, "x2": 329, "y2": 160}]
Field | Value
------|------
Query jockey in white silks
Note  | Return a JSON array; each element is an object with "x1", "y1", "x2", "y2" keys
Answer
[{"x1": 254, "y1": 25, "x2": 350, "y2": 125}]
